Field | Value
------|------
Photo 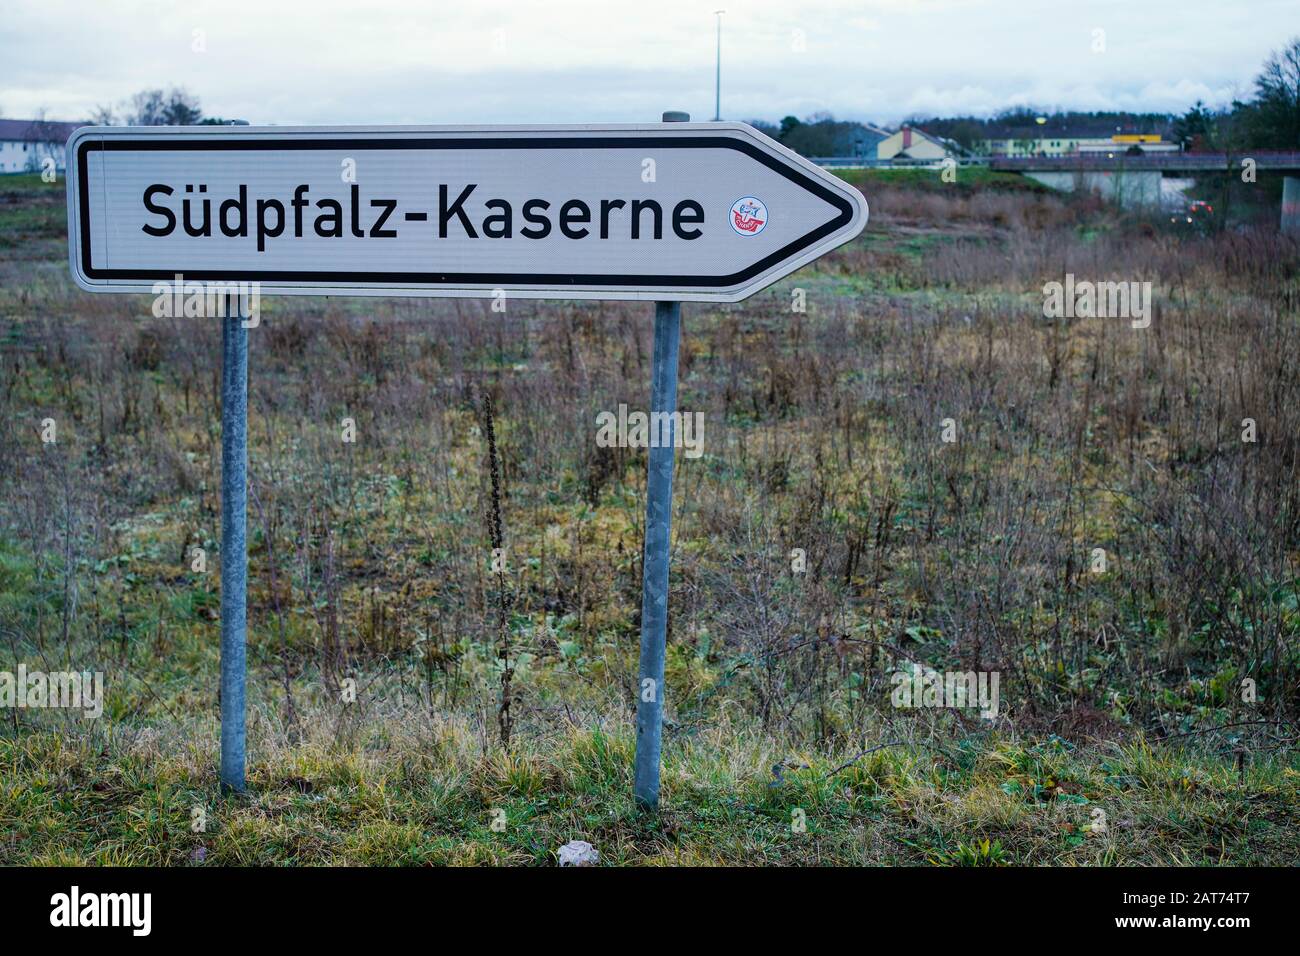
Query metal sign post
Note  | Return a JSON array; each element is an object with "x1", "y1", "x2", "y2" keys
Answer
[
  {"x1": 634, "y1": 110, "x2": 688, "y2": 810},
  {"x1": 633, "y1": 300, "x2": 681, "y2": 809},
  {"x1": 219, "y1": 292, "x2": 248, "y2": 792}
]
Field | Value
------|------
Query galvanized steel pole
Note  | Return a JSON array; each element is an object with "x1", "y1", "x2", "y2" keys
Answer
[
  {"x1": 220, "y1": 292, "x2": 249, "y2": 792},
  {"x1": 713, "y1": 12, "x2": 724, "y2": 122},
  {"x1": 634, "y1": 110, "x2": 688, "y2": 810}
]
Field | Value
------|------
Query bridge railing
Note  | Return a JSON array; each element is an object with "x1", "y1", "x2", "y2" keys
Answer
[
  {"x1": 810, "y1": 157, "x2": 989, "y2": 169},
  {"x1": 989, "y1": 152, "x2": 1300, "y2": 172},
  {"x1": 811, "y1": 153, "x2": 1300, "y2": 172}
]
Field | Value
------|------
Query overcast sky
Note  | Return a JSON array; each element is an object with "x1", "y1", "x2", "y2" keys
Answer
[{"x1": 2, "y1": 0, "x2": 1296, "y2": 126}]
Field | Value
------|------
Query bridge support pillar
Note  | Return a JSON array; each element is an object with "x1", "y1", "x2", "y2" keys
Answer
[{"x1": 1283, "y1": 177, "x2": 1300, "y2": 235}]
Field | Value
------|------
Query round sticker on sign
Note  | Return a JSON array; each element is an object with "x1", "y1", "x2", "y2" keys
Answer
[{"x1": 730, "y1": 196, "x2": 768, "y2": 236}]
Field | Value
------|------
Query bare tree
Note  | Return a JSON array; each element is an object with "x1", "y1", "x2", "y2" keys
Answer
[
  {"x1": 23, "y1": 108, "x2": 65, "y2": 173},
  {"x1": 125, "y1": 87, "x2": 202, "y2": 126},
  {"x1": 125, "y1": 89, "x2": 165, "y2": 125},
  {"x1": 1249, "y1": 36, "x2": 1300, "y2": 148}
]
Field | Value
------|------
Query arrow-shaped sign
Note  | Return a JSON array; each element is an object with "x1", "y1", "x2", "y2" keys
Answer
[{"x1": 67, "y1": 123, "x2": 868, "y2": 302}]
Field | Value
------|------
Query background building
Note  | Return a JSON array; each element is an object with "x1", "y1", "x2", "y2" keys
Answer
[
  {"x1": 0, "y1": 118, "x2": 86, "y2": 174},
  {"x1": 876, "y1": 125, "x2": 956, "y2": 161},
  {"x1": 977, "y1": 121, "x2": 1179, "y2": 158}
]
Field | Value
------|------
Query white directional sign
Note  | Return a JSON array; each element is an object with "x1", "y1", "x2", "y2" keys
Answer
[{"x1": 66, "y1": 124, "x2": 867, "y2": 302}]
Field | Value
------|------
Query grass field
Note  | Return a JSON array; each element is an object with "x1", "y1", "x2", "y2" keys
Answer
[{"x1": 1, "y1": 168, "x2": 1298, "y2": 865}]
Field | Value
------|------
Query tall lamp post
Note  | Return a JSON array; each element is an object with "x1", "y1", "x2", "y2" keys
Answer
[{"x1": 713, "y1": 10, "x2": 725, "y2": 122}]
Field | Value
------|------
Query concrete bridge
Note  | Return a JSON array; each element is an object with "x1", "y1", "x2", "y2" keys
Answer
[
  {"x1": 988, "y1": 151, "x2": 1300, "y2": 173},
  {"x1": 814, "y1": 152, "x2": 1300, "y2": 230},
  {"x1": 991, "y1": 153, "x2": 1300, "y2": 226},
  {"x1": 815, "y1": 152, "x2": 1300, "y2": 173}
]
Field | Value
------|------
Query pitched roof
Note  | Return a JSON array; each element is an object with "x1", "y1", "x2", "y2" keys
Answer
[
  {"x1": 892, "y1": 125, "x2": 963, "y2": 153},
  {"x1": 0, "y1": 118, "x2": 88, "y2": 143},
  {"x1": 856, "y1": 122, "x2": 892, "y2": 138},
  {"x1": 849, "y1": 124, "x2": 890, "y2": 143},
  {"x1": 892, "y1": 125, "x2": 943, "y2": 143}
]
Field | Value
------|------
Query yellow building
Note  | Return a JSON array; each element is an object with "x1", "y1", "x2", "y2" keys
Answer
[
  {"x1": 980, "y1": 135, "x2": 1110, "y2": 157},
  {"x1": 978, "y1": 128, "x2": 1176, "y2": 158},
  {"x1": 1077, "y1": 133, "x2": 1180, "y2": 155}
]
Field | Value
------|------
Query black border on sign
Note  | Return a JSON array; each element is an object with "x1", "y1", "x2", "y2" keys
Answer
[{"x1": 76, "y1": 136, "x2": 855, "y2": 288}]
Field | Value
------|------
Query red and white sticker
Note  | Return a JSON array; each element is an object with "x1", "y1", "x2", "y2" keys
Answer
[{"x1": 730, "y1": 196, "x2": 768, "y2": 236}]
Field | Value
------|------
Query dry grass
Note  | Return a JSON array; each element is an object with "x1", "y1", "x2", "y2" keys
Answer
[{"x1": 1, "y1": 170, "x2": 1298, "y2": 864}]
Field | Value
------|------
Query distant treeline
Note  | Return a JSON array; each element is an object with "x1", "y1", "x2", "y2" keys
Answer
[{"x1": 747, "y1": 115, "x2": 881, "y2": 157}]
